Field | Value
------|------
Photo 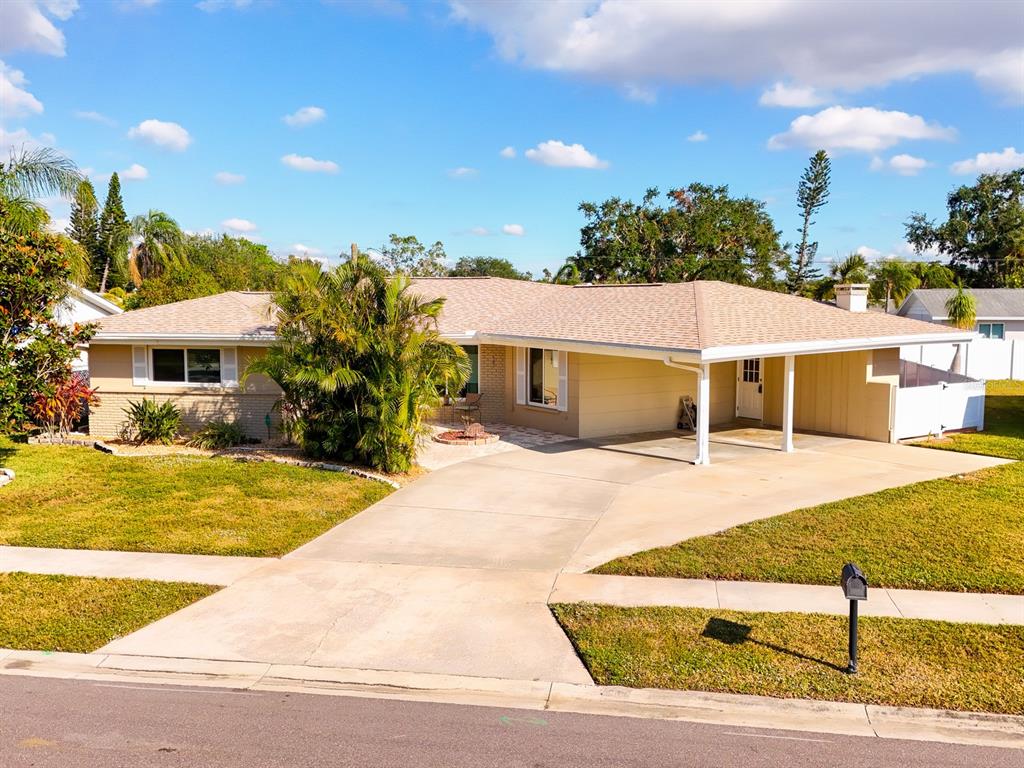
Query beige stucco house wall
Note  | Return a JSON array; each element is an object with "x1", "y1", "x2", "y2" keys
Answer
[
  {"x1": 762, "y1": 348, "x2": 899, "y2": 443},
  {"x1": 88, "y1": 344, "x2": 282, "y2": 439}
]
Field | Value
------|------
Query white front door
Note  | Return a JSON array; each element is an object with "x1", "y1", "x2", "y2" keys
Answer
[{"x1": 736, "y1": 358, "x2": 764, "y2": 420}]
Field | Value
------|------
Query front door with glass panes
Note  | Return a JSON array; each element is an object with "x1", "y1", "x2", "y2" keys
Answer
[{"x1": 735, "y1": 358, "x2": 763, "y2": 420}]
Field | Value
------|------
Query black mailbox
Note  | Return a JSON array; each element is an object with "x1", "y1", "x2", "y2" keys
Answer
[{"x1": 841, "y1": 562, "x2": 868, "y2": 601}]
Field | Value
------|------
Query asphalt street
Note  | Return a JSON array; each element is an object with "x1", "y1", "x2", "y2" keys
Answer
[{"x1": 0, "y1": 677, "x2": 1018, "y2": 767}]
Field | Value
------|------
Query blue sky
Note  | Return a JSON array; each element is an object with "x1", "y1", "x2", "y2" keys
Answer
[{"x1": 2, "y1": 1, "x2": 1022, "y2": 276}]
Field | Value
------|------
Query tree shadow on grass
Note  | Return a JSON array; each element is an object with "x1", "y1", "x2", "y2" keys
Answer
[{"x1": 701, "y1": 617, "x2": 846, "y2": 673}]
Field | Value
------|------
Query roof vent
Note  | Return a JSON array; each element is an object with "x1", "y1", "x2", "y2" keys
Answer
[{"x1": 835, "y1": 284, "x2": 869, "y2": 313}]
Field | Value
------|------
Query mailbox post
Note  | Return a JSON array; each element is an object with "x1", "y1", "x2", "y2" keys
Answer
[{"x1": 840, "y1": 563, "x2": 867, "y2": 674}]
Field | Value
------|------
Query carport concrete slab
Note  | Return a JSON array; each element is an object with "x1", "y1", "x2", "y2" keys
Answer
[
  {"x1": 101, "y1": 560, "x2": 591, "y2": 684},
  {"x1": 290, "y1": 503, "x2": 596, "y2": 570}
]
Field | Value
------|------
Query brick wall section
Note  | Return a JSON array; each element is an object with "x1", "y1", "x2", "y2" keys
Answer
[
  {"x1": 89, "y1": 391, "x2": 282, "y2": 441},
  {"x1": 478, "y1": 344, "x2": 506, "y2": 423}
]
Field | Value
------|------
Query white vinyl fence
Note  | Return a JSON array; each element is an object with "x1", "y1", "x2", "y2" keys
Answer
[
  {"x1": 893, "y1": 379, "x2": 987, "y2": 440},
  {"x1": 900, "y1": 337, "x2": 1024, "y2": 381}
]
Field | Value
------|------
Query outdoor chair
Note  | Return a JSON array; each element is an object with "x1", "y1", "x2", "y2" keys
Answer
[{"x1": 453, "y1": 392, "x2": 483, "y2": 425}]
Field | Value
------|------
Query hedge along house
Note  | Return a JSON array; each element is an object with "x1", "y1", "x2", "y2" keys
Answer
[{"x1": 87, "y1": 279, "x2": 974, "y2": 464}]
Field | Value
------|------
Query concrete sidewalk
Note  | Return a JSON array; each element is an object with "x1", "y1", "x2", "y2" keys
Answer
[
  {"x1": 1, "y1": 648, "x2": 1022, "y2": 750},
  {"x1": 551, "y1": 573, "x2": 1024, "y2": 625},
  {"x1": 0, "y1": 546, "x2": 273, "y2": 586}
]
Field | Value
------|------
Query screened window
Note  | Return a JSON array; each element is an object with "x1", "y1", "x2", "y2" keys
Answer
[
  {"x1": 461, "y1": 345, "x2": 479, "y2": 395},
  {"x1": 978, "y1": 323, "x2": 1005, "y2": 340},
  {"x1": 151, "y1": 348, "x2": 222, "y2": 384},
  {"x1": 528, "y1": 348, "x2": 559, "y2": 407}
]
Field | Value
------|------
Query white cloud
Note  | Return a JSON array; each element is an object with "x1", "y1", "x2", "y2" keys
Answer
[
  {"x1": 196, "y1": 0, "x2": 252, "y2": 11},
  {"x1": 0, "y1": 62, "x2": 43, "y2": 118},
  {"x1": 502, "y1": 223, "x2": 525, "y2": 236},
  {"x1": 0, "y1": 0, "x2": 76, "y2": 57},
  {"x1": 128, "y1": 118, "x2": 192, "y2": 151},
  {"x1": 282, "y1": 105, "x2": 326, "y2": 127},
  {"x1": 499, "y1": 145, "x2": 516, "y2": 159},
  {"x1": 214, "y1": 170, "x2": 246, "y2": 185},
  {"x1": 74, "y1": 109, "x2": 116, "y2": 126},
  {"x1": 290, "y1": 243, "x2": 323, "y2": 256},
  {"x1": 950, "y1": 146, "x2": 1024, "y2": 175},
  {"x1": 281, "y1": 153, "x2": 339, "y2": 173},
  {"x1": 0, "y1": 126, "x2": 53, "y2": 154},
  {"x1": 120, "y1": 163, "x2": 149, "y2": 180},
  {"x1": 46, "y1": 216, "x2": 70, "y2": 233},
  {"x1": 447, "y1": 166, "x2": 478, "y2": 178},
  {"x1": 450, "y1": 2, "x2": 1024, "y2": 103},
  {"x1": 686, "y1": 130, "x2": 708, "y2": 143},
  {"x1": 767, "y1": 106, "x2": 955, "y2": 152},
  {"x1": 623, "y1": 83, "x2": 656, "y2": 103},
  {"x1": 974, "y1": 49, "x2": 1024, "y2": 105},
  {"x1": 524, "y1": 139, "x2": 608, "y2": 169},
  {"x1": 221, "y1": 217, "x2": 258, "y2": 232},
  {"x1": 855, "y1": 245, "x2": 882, "y2": 260},
  {"x1": 469, "y1": 226, "x2": 491, "y2": 236},
  {"x1": 758, "y1": 82, "x2": 829, "y2": 108},
  {"x1": 869, "y1": 153, "x2": 930, "y2": 176}
]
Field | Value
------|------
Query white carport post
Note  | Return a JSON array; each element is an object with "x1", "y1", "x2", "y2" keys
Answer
[
  {"x1": 781, "y1": 354, "x2": 795, "y2": 453},
  {"x1": 695, "y1": 363, "x2": 711, "y2": 465}
]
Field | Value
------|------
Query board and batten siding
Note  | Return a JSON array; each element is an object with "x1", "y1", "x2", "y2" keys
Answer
[
  {"x1": 87, "y1": 343, "x2": 282, "y2": 439},
  {"x1": 762, "y1": 348, "x2": 899, "y2": 443}
]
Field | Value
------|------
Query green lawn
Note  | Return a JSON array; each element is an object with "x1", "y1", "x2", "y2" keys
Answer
[
  {"x1": 0, "y1": 572, "x2": 217, "y2": 653},
  {"x1": 595, "y1": 380, "x2": 1023, "y2": 594},
  {"x1": 0, "y1": 441, "x2": 392, "y2": 556},
  {"x1": 553, "y1": 604, "x2": 1024, "y2": 715}
]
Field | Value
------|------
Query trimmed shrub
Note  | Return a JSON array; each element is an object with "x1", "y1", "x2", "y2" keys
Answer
[{"x1": 120, "y1": 399, "x2": 181, "y2": 445}]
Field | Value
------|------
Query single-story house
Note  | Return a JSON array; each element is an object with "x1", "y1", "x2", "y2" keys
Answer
[
  {"x1": 87, "y1": 280, "x2": 973, "y2": 463},
  {"x1": 56, "y1": 286, "x2": 123, "y2": 372},
  {"x1": 897, "y1": 288, "x2": 1024, "y2": 341}
]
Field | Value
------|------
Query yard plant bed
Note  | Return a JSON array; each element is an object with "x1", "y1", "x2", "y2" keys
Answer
[
  {"x1": 0, "y1": 440, "x2": 392, "y2": 556},
  {"x1": 552, "y1": 603, "x2": 1024, "y2": 715},
  {"x1": 0, "y1": 572, "x2": 217, "y2": 653},
  {"x1": 596, "y1": 379, "x2": 1024, "y2": 594}
]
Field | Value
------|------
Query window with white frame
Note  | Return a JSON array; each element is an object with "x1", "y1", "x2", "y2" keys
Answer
[
  {"x1": 461, "y1": 345, "x2": 479, "y2": 395},
  {"x1": 527, "y1": 348, "x2": 559, "y2": 407},
  {"x1": 978, "y1": 323, "x2": 1005, "y2": 340},
  {"x1": 151, "y1": 348, "x2": 222, "y2": 384}
]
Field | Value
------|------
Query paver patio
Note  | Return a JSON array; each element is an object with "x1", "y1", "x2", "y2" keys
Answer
[{"x1": 89, "y1": 430, "x2": 1006, "y2": 683}]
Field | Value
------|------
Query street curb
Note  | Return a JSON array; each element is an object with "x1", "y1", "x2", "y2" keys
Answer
[{"x1": 0, "y1": 649, "x2": 1020, "y2": 750}]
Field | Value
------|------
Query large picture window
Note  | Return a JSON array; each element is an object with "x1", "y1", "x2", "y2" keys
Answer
[
  {"x1": 528, "y1": 347, "x2": 559, "y2": 407},
  {"x1": 151, "y1": 348, "x2": 222, "y2": 384}
]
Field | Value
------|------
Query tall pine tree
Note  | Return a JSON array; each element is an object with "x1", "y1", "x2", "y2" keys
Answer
[
  {"x1": 788, "y1": 149, "x2": 830, "y2": 295},
  {"x1": 97, "y1": 172, "x2": 129, "y2": 292},
  {"x1": 67, "y1": 179, "x2": 100, "y2": 287}
]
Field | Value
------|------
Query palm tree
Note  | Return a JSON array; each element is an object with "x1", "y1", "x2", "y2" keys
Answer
[
  {"x1": 908, "y1": 260, "x2": 955, "y2": 289},
  {"x1": 870, "y1": 258, "x2": 919, "y2": 312},
  {"x1": 945, "y1": 282, "x2": 977, "y2": 375},
  {"x1": 128, "y1": 210, "x2": 185, "y2": 286},
  {"x1": 0, "y1": 147, "x2": 82, "y2": 235},
  {"x1": 246, "y1": 254, "x2": 469, "y2": 472},
  {"x1": 831, "y1": 252, "x2": 870, "y2": 284}
]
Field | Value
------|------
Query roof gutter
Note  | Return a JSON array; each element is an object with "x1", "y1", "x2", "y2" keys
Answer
[
  {"x1": 91, "y1": 333, "x2": 278, "y2": 345},
  {"x1": 698, "y1": 331, "x2": 976, "y2": 362},
  {"x1": 476, "y1": 332, "x2": 701, "y2": 362}
]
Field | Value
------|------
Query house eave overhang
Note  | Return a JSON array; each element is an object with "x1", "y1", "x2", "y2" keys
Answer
[
  {"x1": 698, "y1": 331, "x2": 976, "y2": 362},
  {"x1": 476, "y1": 332, "x2": 701, "y2": 362},
  {"x1": 91, "y1": 333, "x2": 278, "y2": 346}
]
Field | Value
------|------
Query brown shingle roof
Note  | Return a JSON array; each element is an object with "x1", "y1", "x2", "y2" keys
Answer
[
  {"x1": 95, "y1": 291, "x2": 276, "y2": 338},
  {"x1": 94, "y1": 279, "x2": 965, "y2": 354}
]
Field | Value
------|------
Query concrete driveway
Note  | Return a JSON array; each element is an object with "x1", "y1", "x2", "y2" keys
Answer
[{"x1": 102, "y1": 431, "x2": 1005, "y2": 684}]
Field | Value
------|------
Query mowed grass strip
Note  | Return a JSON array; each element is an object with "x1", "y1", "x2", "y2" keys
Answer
[
  {"x1": 596, "y1": 379, "x2": 1024, "y2": 594},
  {"x1": 552, "y1": 603, "x2": 1024, "y2": 715},
  {"x1": 0, "y1": 572, "x2": 217, "y2": 653},
  {"x1": 0, "y1": 441, "x2": 392, "y2": 556}
]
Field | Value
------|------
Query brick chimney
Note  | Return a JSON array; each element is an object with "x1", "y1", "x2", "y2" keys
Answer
[{"x1": 835, "y1": 283, "x2": 869, "y2": 312}]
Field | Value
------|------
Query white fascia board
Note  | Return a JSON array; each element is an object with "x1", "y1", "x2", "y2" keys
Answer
[
  {"x1": 441, "y1": 331, "x2": 479, "y2": 342},
  {"x1": 699, "y1": 332, "x2": 976, "y2": 362},
  {"x1": 478, "y1": 333, "x2": 701, "y2": 362},
  {"x1": 74, "y1": 287, "x2": 124, "y2": 315},
  {"x1": 930, "y1": 316, "x2": 1020, "y2": 322},
  {"x1": 91, "y1": 333, "x2": 277, "y2": 346}
]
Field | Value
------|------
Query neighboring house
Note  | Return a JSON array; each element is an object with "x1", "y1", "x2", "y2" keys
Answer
[
  {"x1": 54, "y1": 286, "x2": 123, "y2": 372},
  {"x1": 897, "y1": 288, "x2": 1024, "y2": 340},
  {"x1": 87, "y1": 280, "x2": 971, "y2": 463}
]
